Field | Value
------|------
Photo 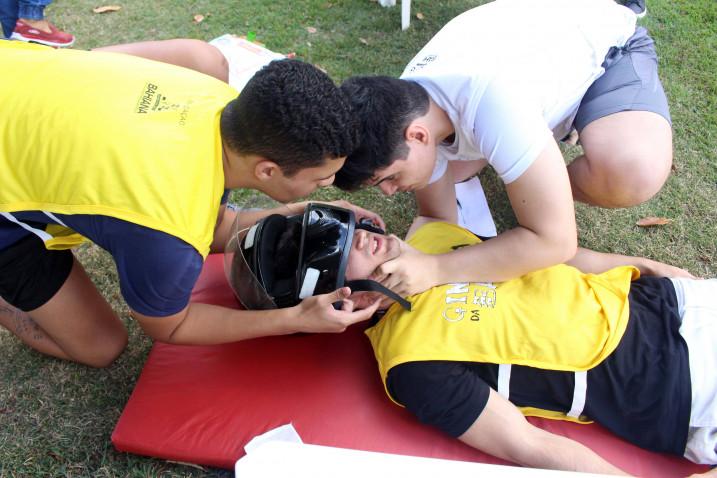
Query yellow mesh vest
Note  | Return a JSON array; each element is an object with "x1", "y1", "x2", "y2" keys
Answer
[
  {"x1": 0, "y1": 41, "x2": 238, "y2": 257},
  {"x1": 366, "y1": 222, "x2": 638, "y2": 421}
]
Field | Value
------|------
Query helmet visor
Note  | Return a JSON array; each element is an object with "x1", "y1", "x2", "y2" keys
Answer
[
  {"x1": 224, "y1": 220, "x2": 279, "y2": 310},
  {"x1": 296, "y1": 203, "x2": 355, "y2": 300}
]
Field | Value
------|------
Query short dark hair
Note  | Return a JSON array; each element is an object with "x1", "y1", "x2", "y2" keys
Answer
[
  {"x1": 334, "y1": 76, "x2": 430, "y2": 191},
  {"x1": 220, "y1": 59, "x2": 357, "y2": 176}
]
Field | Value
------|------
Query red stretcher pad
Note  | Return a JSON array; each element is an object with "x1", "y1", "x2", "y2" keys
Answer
[{"x1": 112, "y1": 255, "x2": 708, "y2": 476}]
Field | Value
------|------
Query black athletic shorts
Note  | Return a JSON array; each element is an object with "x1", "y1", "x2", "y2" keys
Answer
[{"x1": 0, "y1": 234, "x2": 73, "y2": 312}]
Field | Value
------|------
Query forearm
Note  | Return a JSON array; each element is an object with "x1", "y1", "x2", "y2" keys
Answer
[
  {"x1": 234, "y1": 202, "x2": 307, "y2": 230},
  {"x1": 429, "y1": 140, "x2": 577, "y2": 284},
  {"x1": 518, "y1": 427, "x2": 627, "y2": 475},
  {"x1": 691, "y1": 467, "x2": 717, "y2": 477},
  {"x1": 211, "y1": 201, "x2": 307, "y2": 253},
  {"x1": 94, "y1": 39, "x2": 229, "y2": 82},
  {"x1": 135, "y1": 284, "x2": 378, "y2": 344},
  {"x1": 566, "y1": 248, "x2": 644, "y2": 274},
  {"x1": 565, "y1": 248, "x2": 696, "y2": 278},
  {"x1": 459, "y1": 391, "x2": 626, "y2": 475},
  {"x1": 138, "y1": 302, "x2": 294, "y2": 345},
  {"x1": 212, "y1": 199, "x2": 383, "y2": 254},
  {"x1": 434, "y1": 224, "x2": 576, "y2": 284},
  {"x1": 224, "y1": 199, "x2": 378, "y2": 234}
]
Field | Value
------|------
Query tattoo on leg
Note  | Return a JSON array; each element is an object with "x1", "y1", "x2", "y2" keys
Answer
[{"x1": 0, "y1": 303, "x2": 45, "y2": 343}]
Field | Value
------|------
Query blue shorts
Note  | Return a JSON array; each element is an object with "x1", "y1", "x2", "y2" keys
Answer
[
  {"x1": 0, "y1": 190, "x2": 230, "y2": 315},
  {"x1": 574, "y1": 27, "x2": 671, "y2": 132}
]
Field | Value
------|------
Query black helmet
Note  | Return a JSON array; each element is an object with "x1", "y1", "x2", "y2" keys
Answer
[{"x1": 225, "y1": 203, "x2": 411, "y2": 311}]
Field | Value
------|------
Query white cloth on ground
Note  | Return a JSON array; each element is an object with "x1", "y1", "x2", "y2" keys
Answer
[{"x1": 209, "y1": 34, "x2": 284, "y2": 92}]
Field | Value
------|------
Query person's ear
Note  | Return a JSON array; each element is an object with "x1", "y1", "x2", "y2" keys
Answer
[
  {"x1": 254, "y1": 159, "x2": 282, "y2": 182},
  {"x1": 404, "y1": 121, "x2": 429, "y2": 145}
]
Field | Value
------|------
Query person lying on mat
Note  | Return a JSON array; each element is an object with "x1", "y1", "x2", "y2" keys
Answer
[
  {"x1": 0, "y1": 40, "x2": 383, "y2": 368},
  {"x1": 228, "y1": 202, "x2": 717, "y2": 476}
]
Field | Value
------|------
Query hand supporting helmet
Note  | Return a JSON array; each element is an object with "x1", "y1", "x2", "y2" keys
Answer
[{"x1": 225, "y1": 203, "x2": 411, "y2": 311}]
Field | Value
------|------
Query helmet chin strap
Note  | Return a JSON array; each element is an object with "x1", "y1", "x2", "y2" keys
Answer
[{"x1": 345, "y1": 279, "x2": 412, "y2": 311}]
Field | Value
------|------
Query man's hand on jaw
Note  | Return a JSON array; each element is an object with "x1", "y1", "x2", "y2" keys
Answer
[
  {"x1": 291, "y1": 286, "x2": 381, "y2": 333},
  {"x1": 370, "y1": 237, "x2": 440, "y2": 301}
]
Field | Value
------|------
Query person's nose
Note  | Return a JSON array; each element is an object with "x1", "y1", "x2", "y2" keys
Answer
[
  {"x1": 354, "y1": 230, "x2": 368, "y2": 250},
  {"x1": 318, "y1": 175, "x2": 335, "y2": 188},
  {"x1": 378, "y1": 181, "x2": 398, "y2": 196}
]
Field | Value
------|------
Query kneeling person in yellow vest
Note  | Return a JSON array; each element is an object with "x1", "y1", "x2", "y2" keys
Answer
[
  {"x1": 231, "y1": 205, "x2": 717, "y2": 475},
  {"x1": 0, "y1": 40, "x2": 383, "y2": 367}
]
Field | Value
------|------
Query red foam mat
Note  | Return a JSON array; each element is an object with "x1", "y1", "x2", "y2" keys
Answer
[{"x1": 112, "y1": 255, "x2": 708, "y2": 475}]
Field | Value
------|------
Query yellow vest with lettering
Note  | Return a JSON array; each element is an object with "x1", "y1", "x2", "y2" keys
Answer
[
  {"x1": 366, "y1": 222, "x2": 638, "y2": 421},
  {"x1": 0, "y1": 41, "x2": 238, "y2": 257}
]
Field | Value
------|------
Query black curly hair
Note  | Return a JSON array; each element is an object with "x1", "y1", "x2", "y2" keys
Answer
[
  {"x1": 334, "y1": 76, "x2": 430, "y2": 191},
  {"x1": 220, "y1": 59, "x2": 358, "y2": 176}
]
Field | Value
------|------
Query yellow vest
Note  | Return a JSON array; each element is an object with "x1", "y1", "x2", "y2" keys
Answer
[
  {"x1": 366, "y1": 222, "x2": 638, "y2": 421},
  {"x1": 0, "y1": 41, "x2": 238, "y2": 257}
]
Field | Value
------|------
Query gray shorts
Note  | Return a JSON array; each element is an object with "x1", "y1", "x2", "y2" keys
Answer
[{"x1": 574, "y1": 27, "x2": 671, "y2": 132}]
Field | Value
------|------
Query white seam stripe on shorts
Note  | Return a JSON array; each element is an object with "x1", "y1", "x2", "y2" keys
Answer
[
  {"x1": 43, "y1": 211, "x2": 68, "y2": 227},
  {"x1": 567, "y1": 371, "x2": 588, "y2": 418},
  {"x1": 497, "y1": 364, "x2": 511, "y2": 400},
  {"x1": 0, "y1": 212, "x2": 53, "y2": 242}
]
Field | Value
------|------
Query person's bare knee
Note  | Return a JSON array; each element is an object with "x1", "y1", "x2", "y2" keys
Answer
[
  {"x1": 36, "y1": 306, "x2": 127, "y2": 367},
  {"x1": 624, "y1": 149, "x2": 672, "y2": 205},
  {"x1": 77, "y1": 328, "x2": 127, "y2": 368},
  {"x1": 580, "y1": 149, "x2": 671, "y2": 207},
  {"x1": 28, "y1": 258, "x2": 128, "y2": 367},
  {"x1": 572, "y1": 112, "x2": 672, "y2": 207}
]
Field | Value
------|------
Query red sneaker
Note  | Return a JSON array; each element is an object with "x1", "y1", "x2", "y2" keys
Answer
[{"x1": 10, "y1": 19, "x2": 75, "y2": 48}]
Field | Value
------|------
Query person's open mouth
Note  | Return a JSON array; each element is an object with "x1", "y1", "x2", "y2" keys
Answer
[{"x1": 372, "y1": 236, "x2": 382, "y2": 254}]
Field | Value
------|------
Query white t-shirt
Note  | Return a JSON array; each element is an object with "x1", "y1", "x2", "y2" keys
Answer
[{"x1": 401, "y1": 0, "x2": 636, "y2": 184}]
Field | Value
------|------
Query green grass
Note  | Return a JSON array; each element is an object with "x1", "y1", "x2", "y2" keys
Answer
[{"x1": 1, "y1": 0, "x2": 716, "y2": 476}]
